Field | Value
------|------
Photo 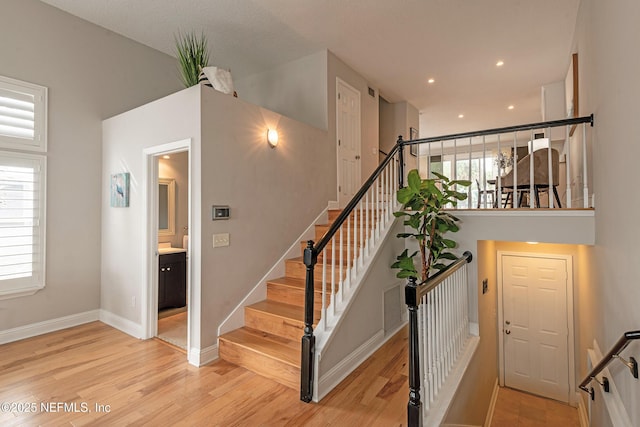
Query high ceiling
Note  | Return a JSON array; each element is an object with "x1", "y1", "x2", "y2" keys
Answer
[{"x1": 40, "y1": 0, "x2": 581, "y2": 137}]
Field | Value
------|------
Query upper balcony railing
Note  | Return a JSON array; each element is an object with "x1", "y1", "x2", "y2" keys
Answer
[{"x1": 404, "y1": 115, "x2": 594, "y2": 209}]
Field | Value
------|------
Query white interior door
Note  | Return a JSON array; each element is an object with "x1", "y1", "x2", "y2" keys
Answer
[
  {"x1": 336, "y1": 78, "x2": 361, "y2": 207},
  {"x1": 501, "y1": 254, "x2": 570, "y2": 402}
]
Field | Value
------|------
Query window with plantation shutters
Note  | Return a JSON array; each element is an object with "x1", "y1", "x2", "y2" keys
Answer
[
  {"x1": 0, "y1": 75, "x2": 47, "y2": 152},
  {"x1": 0, "y1": 75, "x2": 47, "y2": 299},
  {"x1": 0, "y1": 152, "x2": 46, "y2": 297}
]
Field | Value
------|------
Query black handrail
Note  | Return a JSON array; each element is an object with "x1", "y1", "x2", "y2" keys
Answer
[
  {"x1": 403, "y1": 114, "x2": 594, "y2": 147},
  {"x1": 579, "y1": 330, "x2": 640, "y2": 399},
  {"x1": 300, "y1": 136, "x2": 405, "y2": 402},
  {"x1": 300, "y1": 114, "x2": 595, "y2": 403},
  {"x1": 405, "y1": 252, "x2": 473, "y2": 427}
]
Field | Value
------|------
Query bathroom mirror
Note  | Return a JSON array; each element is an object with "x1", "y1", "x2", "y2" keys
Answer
[{"x1": 158, "y1": 178, "x2": 176, "y2": 236}]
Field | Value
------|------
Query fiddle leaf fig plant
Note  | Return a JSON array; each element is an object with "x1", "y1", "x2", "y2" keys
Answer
[{"x1": 391, "y1": 169, "x2": 471, "y2": 281}]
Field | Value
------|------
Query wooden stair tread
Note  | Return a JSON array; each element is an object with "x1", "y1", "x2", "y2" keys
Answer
[
  {"x1": 268, "y1": 276, "x2": 325, "y2": 291},
  {"x1": 219, "y1": 327, "x2": 300, "y2": 367},
  {"x1": 246, "y1": 299, "x2": 319, "y2": 322}
]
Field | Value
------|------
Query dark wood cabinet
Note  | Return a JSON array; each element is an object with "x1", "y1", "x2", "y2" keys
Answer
[{"x1": 158, "y1": 252, "x2": 186, "y2": 310}]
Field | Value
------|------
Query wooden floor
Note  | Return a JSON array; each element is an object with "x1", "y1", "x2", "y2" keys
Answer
[
  {"x1": 491, "y1": 386, "x2": 580, "y2": 427},
  {"x1": 0, "y1": 321, "x2": 583, "y2": 426},
  {"x1": 0, "y1": 322, "x2": 408, "y2": 426}
]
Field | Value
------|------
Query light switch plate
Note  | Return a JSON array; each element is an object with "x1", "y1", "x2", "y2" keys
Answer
[{"x1": 213, "y1": 233, "x2": 230, "y2": 248}]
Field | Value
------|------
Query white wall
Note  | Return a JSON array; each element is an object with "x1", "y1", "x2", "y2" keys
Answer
[
  {"x1": 235, "y1": 51, "x2": 328, "y2": 131},
  {"x1": 0, "y1": 0, "x2": 181, "y2": 331},
  {"x1": 158, "y1": 151, "x2": 189, "y2": 248},
  {"x1": 198, "y1": 87, "x2": 332, "y2": 348},
  {"x1": 572, "y1": 0, "x2": 640, "y2": 424},
  {"x1": 101, "y1": 87, "x2": 201, "y2": 330}
]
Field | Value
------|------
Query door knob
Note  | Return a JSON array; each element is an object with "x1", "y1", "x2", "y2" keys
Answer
[
  {"x1": 505, "y1": 330, "x2": 511, "y2": 335},
  {"x1": 505, "y1": 320, "x2": 511, "y2": 325},
  {"x1": 355, "y1": 155, "x2": 360, "y2": 160},
  {"x1": 167, "y1": 267, "x2": 171, "y2": 271}
]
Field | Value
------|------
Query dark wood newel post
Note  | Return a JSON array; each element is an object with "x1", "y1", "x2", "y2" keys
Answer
[
  {"x1": 300, "y1": 240, "x2": 317, "y2": 402},
  {"x1": 397, "y1": 135, "x2": 405, "y2": 189},
  {"x1": 405, "y1": 276, "x2": 422, "y2": 427}
]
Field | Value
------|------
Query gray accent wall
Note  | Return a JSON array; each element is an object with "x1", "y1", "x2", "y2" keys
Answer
[{"x1": 0, "y1": 0, "x2": 181, "y2": 330}]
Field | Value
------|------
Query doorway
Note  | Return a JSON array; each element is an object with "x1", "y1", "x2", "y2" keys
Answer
[
  {"x1": 336, "y1": 78, "x2": 361, "y2": 207},
  {"x1": 142, "y1": 139, "x2": 193, "y2": 361},
  {"x1": 156, "y1": 150, "x2": 189, "y2": 349},
  {"x1": 497, "y1": 252, "x2": 575, "y2": 404}
]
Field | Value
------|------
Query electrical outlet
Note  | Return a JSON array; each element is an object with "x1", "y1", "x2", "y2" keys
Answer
[
  {"x1": 482, "y1": 279, "x2": 488, "y2": 294},
  {"x1": 213, "y1": 233, "x2": 230, "y2": 248}
]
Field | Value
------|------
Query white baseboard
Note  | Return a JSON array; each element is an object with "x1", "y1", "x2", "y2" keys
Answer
[
  {"x1": 0, "y1": 309, "x2": 100, "y2": 345},
  {"x1": 484, "y1": 378, "x2": 499, "y2": 427},
  {"x1": 577, "y1": 395, "x2": 589, "y2": 427},
  {"x1": 316, "y1": 329, "x2": 385, "y2": 402},
  {"x1": 188, "y1": 344, "x2": 219, "y2": 367},
  {"x1": 99, "y1": 309, "x2": 144, "y2": 339}
]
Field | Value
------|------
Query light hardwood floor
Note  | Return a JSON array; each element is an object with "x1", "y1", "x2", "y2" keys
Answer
[
  {"x1": 491, "y1": 386, "x2": 580, "y2": 427},
  {"x1": 0, "y1": 322, "x2": 408, "y2": 426},
  {"x1": 0, "y1": 321, "x2": 582, "y2": 426}
]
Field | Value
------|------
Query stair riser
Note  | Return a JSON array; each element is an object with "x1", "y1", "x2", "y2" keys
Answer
[
  {"x1": 219, "y1": 339, "x2": 299, "y2": 390},
  {"x1": 299, "y1": 243, "x2": 363, "y2": 262},
  {"x1": 285, "y1": 260, "x2": 347, "y2": 283},
  {"x1": 245, "y1": 307, "x2": 306, "y2": 342},
  {"x1": 328, "y1": 210, "x2": 385, "y2": 222},
  {"x1": 267, "y1": 285, "x2": 326, "y2": 311},
  {"x1": 314, "y1": 228, "x2": 381, "y2": 246}
]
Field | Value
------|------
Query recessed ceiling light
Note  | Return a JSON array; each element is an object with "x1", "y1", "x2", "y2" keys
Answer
[
  {"x1": 508, "y1": 105, "x2": 514, "y2": 110},
  {"x1": 458, "y1": 114, "x2": 464, "y2": 119},
  {"x1": 162, "y1": 155, "x2": 170, "y2": 159},
  {"x1": 496, "y1": 60, "x2": 504, "y2": 67},
  {"x1": 428, "y1": 78, "x2": 435, "y2": 84}
]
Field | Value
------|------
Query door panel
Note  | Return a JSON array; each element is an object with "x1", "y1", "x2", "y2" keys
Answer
[
  {"x1": 502, "y1": 255, "x2": 569, "y2": 402},
  {"x1": 337, "y1": 79, "x2": 361, "y2": 207}
]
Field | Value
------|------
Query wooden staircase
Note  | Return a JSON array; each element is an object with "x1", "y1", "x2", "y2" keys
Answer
[{"x1": 219, "y1": 209, "x2": 351, "y2": 390}]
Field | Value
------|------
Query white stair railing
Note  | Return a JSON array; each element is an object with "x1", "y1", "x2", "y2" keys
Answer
[
  {"x1": 406, "y1": 115, "x2": 593, "y2": 209},
  {"x1": 406, "y1": 252, "x2": 473, "y2": 426}
]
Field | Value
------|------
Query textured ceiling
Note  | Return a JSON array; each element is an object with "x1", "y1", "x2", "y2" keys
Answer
[{"x1": 40, "y1": 0, "x2": 581, "y2": 137}]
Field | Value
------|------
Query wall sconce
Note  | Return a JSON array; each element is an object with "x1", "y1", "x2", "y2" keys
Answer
[{"x1": 267, "y1": 129, "x2": 279, "y2": 148}]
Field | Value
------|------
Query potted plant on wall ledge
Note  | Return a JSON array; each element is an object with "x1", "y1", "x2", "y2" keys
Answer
[
  {"x1": 392, "y1": 169, "x2": 470, "y2": 281},
  {"x1": 175, "y1": 31, "x2": 210, "y2": 88}
]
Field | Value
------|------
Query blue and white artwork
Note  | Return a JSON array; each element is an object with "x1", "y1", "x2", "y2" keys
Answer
[{"x1": 110, "y1": 172, "x2": 130, "y2": 207}]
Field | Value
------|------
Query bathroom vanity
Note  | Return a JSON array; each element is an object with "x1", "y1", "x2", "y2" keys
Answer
[{"x1": 158, "y1": 250, "x2": 186, "y2": 310}]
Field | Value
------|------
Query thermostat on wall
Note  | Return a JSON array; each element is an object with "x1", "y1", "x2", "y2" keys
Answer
[{"x1": 212, "y1": 205, "x2": 230, "y2": 220}]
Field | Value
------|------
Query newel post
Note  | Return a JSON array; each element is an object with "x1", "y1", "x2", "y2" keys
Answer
[
  {"x1": 405, "y1": 276, "x2": 422, "y2": 427},
  {"x1": 398, "y1": 135, "x2": 405, "y2": 189},
  {"x1": 300, "y1": 240, "x2": 317, "y2": 402}
]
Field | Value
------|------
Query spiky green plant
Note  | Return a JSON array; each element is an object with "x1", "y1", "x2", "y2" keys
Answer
[
  {"x1": 392, "y1": 169, "x2": 470, "y2": 281},
  {"x1": 175, "y1": 32, "x2": 210, "y2": 88}
]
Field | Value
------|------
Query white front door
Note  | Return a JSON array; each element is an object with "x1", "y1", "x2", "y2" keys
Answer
[
  {"x1": 336, "y1": 78, "x2": 361, "y2": 207},
  {"x1": 501, "y1": 254, "x2": 570, "y2": 402}
]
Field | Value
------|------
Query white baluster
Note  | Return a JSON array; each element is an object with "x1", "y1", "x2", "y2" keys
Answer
[
  {"x1": 497, "y1": 134, "x2": 502, "y2": 209},
  {"x1": 359, "y1": 201, "x2": 364, "y2": 268},
  {"x1": 339, "y1": 225, "x2": 344, "y2": 303},
  {"x1": 352, "y1": 203, "x2": 358, "y2": 280},
  {"x1": 582, "y1": 122, "x2": 589, "y2": 207},
  {"x1": 346, "y1": 216, "x2": 351, "y2": 289},
  {"x1": 547, "y1": 126, "x2": 554, "y2": 208},
  {"x1": 565, "y1": 125, "x2": 572, "y2": 208},
  {"x1": 482, "y1": 135, "x2": 487, "y2": 209},
  {"x1": 322, "y1": 247, "x2": 327, "y2": 330},
  {"x1": 513, "y1": 131, "x2": 518, "y2": 209},
  {"x1": 427, "y1": 291, "x2": 436, "y2": 402},
  {"x1": 529, "y1": 129, "x2": 535, "y2": 208},
  {"x1": 468, "y1": 137, "x2": 472, "y2": 204},
  {"x1": 331, "y1": 235, "x2": 336, "y2": 317}
]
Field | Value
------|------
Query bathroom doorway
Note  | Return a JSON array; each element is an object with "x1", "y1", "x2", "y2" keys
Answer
[
  {"x1": 142, "y1": 138, "x2": 196, "y2": 363},
  {"x1": 156, "y1": 150, "x2": 189, "y2": 350}
]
